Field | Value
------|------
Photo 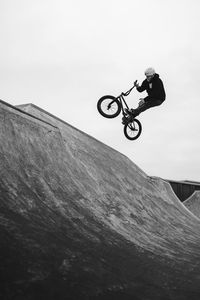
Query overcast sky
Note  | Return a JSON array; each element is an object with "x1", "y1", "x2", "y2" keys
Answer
[{"x1": 1, "y1": 0, "x2": 200, "y2": 181}]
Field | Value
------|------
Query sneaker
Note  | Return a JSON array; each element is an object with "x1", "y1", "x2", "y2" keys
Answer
[
  {"x1": 124, "y1": 108, "x2": 132, "y2": 115},
  {"x1": 122, "y1": 116, "x2": 127, "y2": 124},
  {"x1": 125, "y1": 108, "x2": 139, "y2": 116},
  {"x1": 130, "y1": 109, "x2": 139, "y2": 118},
  {"x1": 122, "y1": 115, "x2": 133, "y2": 124}
]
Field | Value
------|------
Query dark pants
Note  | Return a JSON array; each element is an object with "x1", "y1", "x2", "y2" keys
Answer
[{"x1": 135, "y1": 97, "x2": 164, "y2": 115}]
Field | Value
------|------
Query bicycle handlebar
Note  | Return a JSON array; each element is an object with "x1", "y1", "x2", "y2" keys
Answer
[{"x1": 121, "y1": 80, "x2": 138, "y2": 96}]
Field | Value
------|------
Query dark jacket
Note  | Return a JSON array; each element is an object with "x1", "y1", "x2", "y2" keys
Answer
[{"x1": 137, "y1": 73, "x2": 166, "y2": 101}]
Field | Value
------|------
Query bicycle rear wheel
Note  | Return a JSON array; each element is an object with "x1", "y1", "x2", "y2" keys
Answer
[
  {"x1": 97, "y1": 95, "x2": 121, "y2": 118},
  {"x1": 124, "y1": 119, "x2": 142, "y2": 140}
]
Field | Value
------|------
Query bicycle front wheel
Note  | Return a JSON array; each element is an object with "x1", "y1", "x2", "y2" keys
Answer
[
  {"x1": 124, "y1": 119, "x2": 142, "y2": 140},
  {"x1": 97, "y1": 95, "x2": 121, "y2": 118}
]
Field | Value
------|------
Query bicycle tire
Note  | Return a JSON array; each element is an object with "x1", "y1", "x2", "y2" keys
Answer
[
  {"x1": 124, "y1": 119, "x2": 142, "y2": 140},
  {"x1": 97, "y1": 95, "x2": 121, "y2": 118}
]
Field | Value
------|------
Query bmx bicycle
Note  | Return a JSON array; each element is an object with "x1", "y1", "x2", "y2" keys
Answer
[{"x1": 97, "y1": 81, "x2": 142, "y2": 140}]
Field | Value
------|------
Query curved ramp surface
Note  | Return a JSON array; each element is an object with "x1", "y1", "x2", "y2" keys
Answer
[
  {"x1": 183, "y1": 191, "x2": 200, "y2": 219},
  {"x1": 0, "y1": 101, "x2": 200, "y2": 300}
]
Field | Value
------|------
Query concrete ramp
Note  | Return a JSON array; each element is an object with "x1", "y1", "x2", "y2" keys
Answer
[
  {"x1": 183, "y1": 191, "x2": 200, "y2": 219},
  {"x1": 0, "y1": 100, "x2": 200, "y2": 300}
]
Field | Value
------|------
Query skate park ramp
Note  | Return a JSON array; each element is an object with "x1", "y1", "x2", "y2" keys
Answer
[
  {"x1": 183, "y1": 191, "x2": 200, "y2": 219},
  {"x1": 1, "y1": 100, "x2": 200, "y2": 300}
]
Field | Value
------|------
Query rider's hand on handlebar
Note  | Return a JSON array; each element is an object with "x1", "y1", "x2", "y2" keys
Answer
[{"x1": 134, "y1": 80, "x2": 139, "y2": 88}]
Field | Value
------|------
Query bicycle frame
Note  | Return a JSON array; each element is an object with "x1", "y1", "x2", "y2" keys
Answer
[
  {"x1": 114, "y1": 85, "x2": 136, "y2": 116},
  {"x1": 117, "y1": 94, "x2": 129, "y2": 115}
]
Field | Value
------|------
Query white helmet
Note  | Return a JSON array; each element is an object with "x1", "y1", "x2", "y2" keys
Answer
[{"x1": 145, "y1": 67, "x2": 155, "y2": 76}]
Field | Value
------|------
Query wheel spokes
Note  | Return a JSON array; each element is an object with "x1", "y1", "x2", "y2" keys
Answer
[
  {"x1": 102, "y1": 99, "x2": 118, "y2": 115},
  {"x1": 127, "y1": 122, "x2": 139, "y2": 137}
]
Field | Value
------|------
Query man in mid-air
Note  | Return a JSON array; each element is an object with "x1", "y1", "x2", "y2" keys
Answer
[{"x1": 123, "y1": 67, "x2": 166, "y2": 122}]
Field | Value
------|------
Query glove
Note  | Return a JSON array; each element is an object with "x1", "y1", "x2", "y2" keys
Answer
[{"x1": 139, "y1": 98, "x2": 145, "y2": 106}]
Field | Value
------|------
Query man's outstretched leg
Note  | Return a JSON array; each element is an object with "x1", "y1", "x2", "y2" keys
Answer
[
  {"x1": 126, "y1": 98, "x2": 164, "y2": 118},
  {"x1": 122, "y1": 107, "x2": 140, "y2": 124}
]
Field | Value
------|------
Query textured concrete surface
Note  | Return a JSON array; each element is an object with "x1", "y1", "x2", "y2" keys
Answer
[
  {"x1": 183, "y1": 191, "x2": 200, "y2": 219},
  {"x1": 1, "y1": 101, "x2": 200, "y2": 300}
]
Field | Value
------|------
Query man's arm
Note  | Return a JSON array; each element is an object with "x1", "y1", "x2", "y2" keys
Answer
[{"x1": 135, "y1": 80, "x2": 146, "y2": 93}]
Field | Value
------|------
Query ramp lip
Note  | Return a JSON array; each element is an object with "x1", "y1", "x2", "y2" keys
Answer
[
  {"x1": 16, "y1": 102, "x2": 144, "y2": 168},
  {"x1": 0, "y1": 99, "x2": 58, "y2": 129}
]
